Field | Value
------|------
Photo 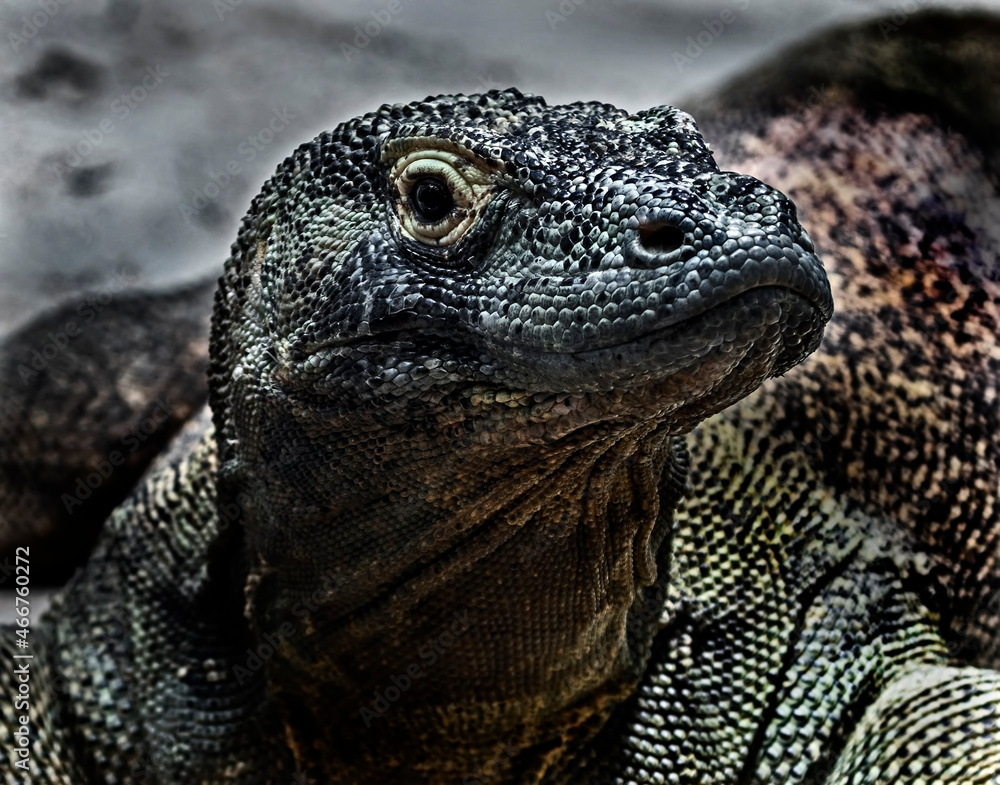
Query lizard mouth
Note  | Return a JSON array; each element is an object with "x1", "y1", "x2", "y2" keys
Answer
[
  {"x1": 282, "y1": 244, "x2": 831, "y2": 413},
  {"x1": 288, "y1": 280, "x2": 829, "y2": 413},
  {"x1": 489, "y1": 282, "x2": 830, "y2": 396}
]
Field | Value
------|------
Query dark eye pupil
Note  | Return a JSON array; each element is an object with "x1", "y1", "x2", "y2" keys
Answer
[{"x1": 410, "y1": 178, "x2": 454, "y2": 222}]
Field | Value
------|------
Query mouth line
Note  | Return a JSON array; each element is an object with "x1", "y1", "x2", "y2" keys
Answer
[
  {"x1": 483, "y1": 285, "x2": 818, "y2": 398},
  {"x1": 525, "y1": 282, "x2": 820, "y2": 359},
  {"x1": 312, "y1": 279, "x2": 825, "y2": 358}
]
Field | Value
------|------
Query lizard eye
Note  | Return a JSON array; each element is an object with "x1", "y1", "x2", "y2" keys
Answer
[
  {"x1": 409, "y1": 177, "x2": 454, "y2": 223},
  {"x1": 390, "y1": 149, "x2": 495, "y2": 247}
]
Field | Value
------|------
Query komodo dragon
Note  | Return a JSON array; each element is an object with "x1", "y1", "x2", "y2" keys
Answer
[{"x1": 2, "y1": 10, "x2": 1000, "y2": 784}]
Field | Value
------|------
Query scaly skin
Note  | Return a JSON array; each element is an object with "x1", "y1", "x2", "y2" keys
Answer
[
  {"x1": 3, "y1": 10, "x2": 1000, "y2": 783},
  {"x1": 573, "y1": 13, "x2": 1000, "y2": 783},
  {"x1": 2, "y1": 90, "x2": 831, "y2": 783},
  {"x1": 0, "y1": 278, "x2": 215, "y2": 583}
]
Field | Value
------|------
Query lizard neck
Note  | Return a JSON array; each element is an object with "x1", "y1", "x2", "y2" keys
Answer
[{"x1": 225, "y1": 396, "x2": 686, "y2": 782}]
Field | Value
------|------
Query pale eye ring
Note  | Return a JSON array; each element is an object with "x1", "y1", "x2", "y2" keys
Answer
[{"x1": 390, "y1": 150, "x2": 495, "y2": 246}]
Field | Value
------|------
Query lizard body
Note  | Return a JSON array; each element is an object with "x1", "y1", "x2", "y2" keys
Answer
[{"x1": 3, "y1": 11, "x2": 1000, "y2": 784}]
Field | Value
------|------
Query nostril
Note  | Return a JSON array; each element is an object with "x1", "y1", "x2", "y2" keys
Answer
[{"x1": 638, "y1": 223, "x2": 685, "y2": 255}]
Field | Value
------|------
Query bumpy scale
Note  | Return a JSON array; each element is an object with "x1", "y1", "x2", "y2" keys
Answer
[{"x1": 0, "y1": 79, "x2": 995, "y2": 784}]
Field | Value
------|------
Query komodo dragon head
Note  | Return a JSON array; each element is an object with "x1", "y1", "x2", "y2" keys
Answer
[{"x1": 207, "y1": 89, "x2": 833, "y2": 778}]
